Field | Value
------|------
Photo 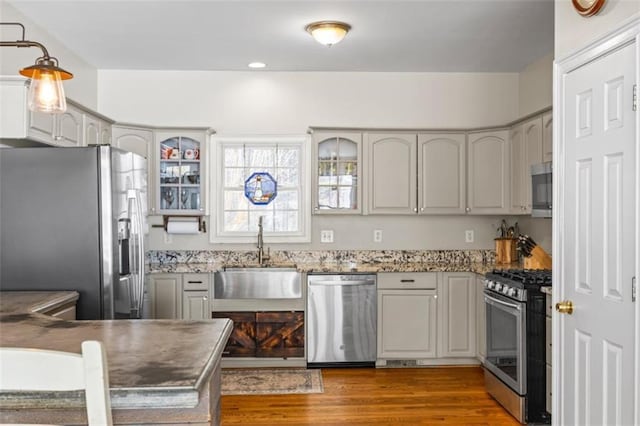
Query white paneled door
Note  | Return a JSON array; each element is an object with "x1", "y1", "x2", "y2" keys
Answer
[{"x1": 558, "y1": 41, "x2": 636, "y2": 425}]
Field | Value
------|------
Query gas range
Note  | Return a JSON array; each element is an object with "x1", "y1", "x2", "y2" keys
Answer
[
  {"x1": 483, "y1": 268, "x2": 552, "y2": 424},
  {"x1": 484, "y1": 269, "x2": 552, "y2": 302}
]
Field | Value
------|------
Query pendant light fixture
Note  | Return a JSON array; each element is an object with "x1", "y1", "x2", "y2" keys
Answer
[
  {"x1": 0, "y1": 22, "x2": 73, "y2": 113},
  {"x1": 305, "y1": 21, "x2": 351, "y2": 46}
]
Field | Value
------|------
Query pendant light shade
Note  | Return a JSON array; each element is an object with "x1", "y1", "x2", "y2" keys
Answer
[
  {"x1": 0, "y1": 22, "x2": 74, "y2": 113},
  {"x1": 305, "y1": 21, "x2": 351, "y2": 46},
  {"x1": 20, "y1": 58, "x2": 72, "y2": 114}
]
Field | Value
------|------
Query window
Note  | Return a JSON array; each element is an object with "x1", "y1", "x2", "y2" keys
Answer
[{"x1": 211, "y1": 135, "x2": 311, "y2": 243}]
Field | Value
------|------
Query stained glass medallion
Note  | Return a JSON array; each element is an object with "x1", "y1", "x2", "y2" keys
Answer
[{"x1": 244, "y1": 172, "x2": 277, "y2": 205}]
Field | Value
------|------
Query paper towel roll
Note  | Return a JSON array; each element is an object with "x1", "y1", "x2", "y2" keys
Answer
[{"x1": 166, "y1": 217, "x2": 200, "y2": 234}]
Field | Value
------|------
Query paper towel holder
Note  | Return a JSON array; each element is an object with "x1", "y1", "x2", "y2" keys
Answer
[{"x1": 152, "y1": 215, "x2": 206, "y2": 233}]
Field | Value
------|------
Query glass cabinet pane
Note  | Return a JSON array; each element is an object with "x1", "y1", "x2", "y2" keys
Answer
[
  {"x1": 158, "y1": 135, "x2": 203, "y2": 213},
  {"x1": 315, "y1": 135, "x2": 360, "y2": 212}
]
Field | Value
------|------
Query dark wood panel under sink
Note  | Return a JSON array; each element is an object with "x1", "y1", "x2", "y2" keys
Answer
[{"x1": 213, "y1": 311, "x2": 304, "y2": 358}]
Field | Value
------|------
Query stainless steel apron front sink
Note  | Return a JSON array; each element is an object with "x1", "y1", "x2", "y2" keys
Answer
[{"x1": 213, "y1": 267, "x2": 302, "y2": 299}]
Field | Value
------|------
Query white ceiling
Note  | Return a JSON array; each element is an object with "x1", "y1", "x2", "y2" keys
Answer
[{"x1": 6, "y1": 0, "x2": 554, "y2": 72}]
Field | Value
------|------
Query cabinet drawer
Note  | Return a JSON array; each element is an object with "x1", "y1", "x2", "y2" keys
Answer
[
  {"x1": 546, "y1": 294, "x2": 552, "y2": 316},
  {"x1": 377, "y1": 272, "x2": 437, "y2": 289},
  {"x1": 183, "y1": 273, "x2": 210, "y2": 291},
  {"x1": 546, "y1": 316, "x2": 552, "y2": 365}
]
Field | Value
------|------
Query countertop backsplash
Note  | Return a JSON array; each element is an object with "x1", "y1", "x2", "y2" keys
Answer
[{"x1": 147, "y1": 249, "x2": 496, "y2": 269}]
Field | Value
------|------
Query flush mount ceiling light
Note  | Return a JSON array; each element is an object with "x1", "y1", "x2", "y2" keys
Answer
[
  {"x1": 305, "y1": 21, "x2": 351, "y2": 46},
  {"x1": 0, "y1": 22, "x2": 73, "y2": 113},
  {"x1": 248, "y1": 62, "x2": 266, "y2": 69}
]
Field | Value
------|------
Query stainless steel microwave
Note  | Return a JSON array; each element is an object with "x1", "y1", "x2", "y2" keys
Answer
[{"x1": 531, "y1": 162, "x2": 552, "y2": 217}]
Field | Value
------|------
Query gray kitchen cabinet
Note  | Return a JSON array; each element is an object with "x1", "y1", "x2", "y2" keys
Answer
[
  {"x1": 112, "y1": 124, "x2": 156, "y2": 214},
  {"x1": 148, "y1": 274, "x2": 182, "y2": 319},
  {"x1": 83, "y1": 113, "x2": 113, "y2": 146},
  {"x1": 365, "y1": 132, "x2": 417, "y2": 214},
  {"x1": 155, "y1": 128, "x2": 212, "y2": 216},
  {"x1": 418, "y1": 133, "x2": 466, "y2": 214},
  {"x1": 466, "y1": 130, "x2": 510, "y2": 214},
  {"x1": 112, "y1": 124, "x2": 154, "y2": 159},
  {"x1": 182, "y1": 273, "x2": 211, "y2": 320},
  {"x1": 0, "y1": 76, "x2": 78, "y2": 147},
  {"x1": 183, "y1": 291, "x2": 210, "y2": 320},
  {"x1": 542, "y1": 111, "x2": 553, "y2": 163},
  {"x1": 437, "y1": 272, "x2": 476, "y2": 358},
  {"x1": 476, "y1": 274, "x2": 486, "y2": 361},
  {"x1": 29, "y1": 102, "x2": 83, "y2": 147},
  {"x1": 0, "y1": 78, "x2": 114, "y2": 148},
  {"x1": 509, "y1": 123, "x2": 525, "y2": 214},
  {"x1": 311, "y1": 130, "x2": 363, "y2": 214},
  {"x1": 149, "y1": 273, "x2": 211, "y2": 320},
  {"x1": 510, "y1": 116, "x2": 542, "y2": 214},
  {"x1": 377, "y1": 272, "x2": 438, "y2": 361},
  {"x1": 52, "y1": 104, "x2": 83, "y2": 147}
]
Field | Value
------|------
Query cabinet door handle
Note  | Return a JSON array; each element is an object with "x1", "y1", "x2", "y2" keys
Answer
[
  {"x1": 465, "y1": 207, "x2": 471, "y2": 212},
  {"x1": 400, "y1": 279, "x2": 415, "y2": 283},
  {"x1": 413, "y1": 207, "x2": 418, "y2": 212},
  {"x1": 188, "y1": 281, "x2": 203, "y2": 284},
  {"x1": 203, "y1": 296, "x2": 208, "y2": 301}
]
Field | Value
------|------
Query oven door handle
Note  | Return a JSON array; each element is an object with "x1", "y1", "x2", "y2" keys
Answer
[{"x1": 484, "y1": 294, "x2": 522, "y2": 311}]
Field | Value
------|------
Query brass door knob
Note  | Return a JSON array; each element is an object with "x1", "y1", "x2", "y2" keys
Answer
[{"x1": 556, "y1": 300, "x2": 574, "y2": 314}]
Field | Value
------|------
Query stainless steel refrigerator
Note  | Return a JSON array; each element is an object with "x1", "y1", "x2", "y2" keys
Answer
[{"x1": 0, "y1": 146, "x2": 147, "y2": 320}]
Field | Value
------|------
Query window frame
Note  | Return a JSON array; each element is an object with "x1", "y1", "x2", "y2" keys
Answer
[{"x1": 210, "y1": 135, "x2": 311, "y2": 243}]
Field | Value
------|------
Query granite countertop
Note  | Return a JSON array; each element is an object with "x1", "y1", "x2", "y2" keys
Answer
[
  {"x1": 147, "y1": 261, "x2": 521, "y2": 275},
  {"x1": 0, "y1": 291, "x2": 232, "y2": 410}
]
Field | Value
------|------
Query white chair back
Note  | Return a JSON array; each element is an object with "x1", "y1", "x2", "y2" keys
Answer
[{"x1": 0, "y1": 340, "x2": 113, "y2": 425}]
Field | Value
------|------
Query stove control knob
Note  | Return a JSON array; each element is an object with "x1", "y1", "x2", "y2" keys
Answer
[
  {"x1": 494, "y1": 283, "x2": 502, "y2": 292},
  {"x1": 502, "y1": 286, "x2": 510, "y2": 294},
  {"x1": 512, "y1": 289, "x2": 520, "y2": 299},
  {"x1": 508, "y1": 288, "x2": 516, "y2": 297},
  {"x1": 484, "y1": 280, "x2": 490, "y2": 288}
]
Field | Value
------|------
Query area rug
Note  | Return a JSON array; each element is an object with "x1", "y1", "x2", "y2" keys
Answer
[{"x1": 221, "y1": 368, "x2": 324, "y2": 396}]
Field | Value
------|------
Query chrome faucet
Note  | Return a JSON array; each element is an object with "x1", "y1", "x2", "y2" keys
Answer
[{"x1": 257, "y1": 216, "x2": 270, "y2": 266}]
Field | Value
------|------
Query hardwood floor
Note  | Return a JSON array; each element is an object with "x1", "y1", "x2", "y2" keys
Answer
[{"x1": 221, "y1": 366, "x2": 520, "y2": 425}]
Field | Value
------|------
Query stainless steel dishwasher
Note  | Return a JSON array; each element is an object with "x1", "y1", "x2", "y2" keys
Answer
[{"x1": 307, "y1": 273, "x2": 377, "y2": 367}]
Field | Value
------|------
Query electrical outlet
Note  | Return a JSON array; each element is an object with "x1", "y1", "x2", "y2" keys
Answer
[
  {"x1": 320, "y1": 229, "x2": 334, "y2": 243},
  {"x1": 373, "y1": 229, "x2": 383, "y2": 243},
  {"x1": 465, "y1": 230, "x2": 474, "y2": 243}
]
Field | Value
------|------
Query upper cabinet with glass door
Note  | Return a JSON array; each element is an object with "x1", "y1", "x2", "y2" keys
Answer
[
  {"x1": 155, "y1": 128, "x2": 213, "y2": 215},
  {"x1": 311, "y1": 130, "x2": 362, "y2": 214}
]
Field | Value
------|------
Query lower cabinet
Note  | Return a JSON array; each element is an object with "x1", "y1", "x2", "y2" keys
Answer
[
  {"x1": 377, "y1": 289, "x2": 437, "y2": 359},
  {"x1": 182, "y1": 273, "x2": 211, "y2": 320},
  {"x1": 437, "y1": 272, "x2": 476, "y2": 358},
  {"x1": 212, "y1": 311, "x2": 304, "y2": 358},
  {"x1": 183, "y1": 290, "x2": 209, "y2": 320},
  {"x1": 377, "y1": 272, "x2": 438, "y2": 361},
  {"x1": 148, "y1": 273, "x2": 211, "y2": 320},
  {"x1": 148, "y1": 274, "x2": 182, "y2": 319}
]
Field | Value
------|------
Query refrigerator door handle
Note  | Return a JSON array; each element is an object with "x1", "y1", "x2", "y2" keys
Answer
[
  {"x1": 133, "y1": 189, "x2": 145, "y2": 317},
  {"x1": 125, "y1": 188, "x2": 144, "y2": 318}
]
